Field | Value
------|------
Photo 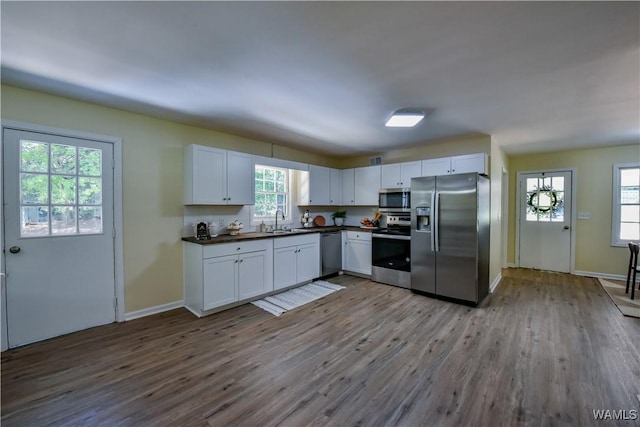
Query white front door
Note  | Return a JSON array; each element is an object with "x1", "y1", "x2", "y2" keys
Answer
[
  {"x1": 3, "y1": 129, "x2": 115, "y2": 347},
  {"x1": 518, "y1": 171, "x2": 573, "y2": 273}
]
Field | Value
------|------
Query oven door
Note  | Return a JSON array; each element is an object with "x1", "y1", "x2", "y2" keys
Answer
[
  {"x1": 378, "y1": 189, "x2": 410, "y2": 212},
  {"x1": 372, "y1": 234, "x2": 411, "y2": 272}
]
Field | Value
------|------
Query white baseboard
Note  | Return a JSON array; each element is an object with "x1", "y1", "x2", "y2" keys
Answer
[
  {"x1": 490, "y1": 273, "x2": 502, "y2": 293},
  {"x1": 125, "y1": 300, "x2": 184, "y2": 321},
  {"x1": 506, "y1": 263, "x2": 517, "y2": 268},
  {"x1": 574, "y1": 270, "x2": 627, "y2": 281}
]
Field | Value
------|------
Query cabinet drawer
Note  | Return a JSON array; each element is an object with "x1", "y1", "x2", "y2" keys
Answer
[
  {"x1": 203, "y1": 239, "x2": 271, "y2": 258},
  {"x1": 346, "y1": 230, "x2": 372, "y2": 242},
  {"x1": 273, "y1": 233, "x2": 319, "y2": 249}
]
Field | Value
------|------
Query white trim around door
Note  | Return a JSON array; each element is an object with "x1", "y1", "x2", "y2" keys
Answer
[{"x1": 1, "y1": 120, "x2": 125, "y2": 322}]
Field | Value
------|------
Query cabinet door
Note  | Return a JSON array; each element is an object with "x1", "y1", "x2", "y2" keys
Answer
[
  {"x1": 381, "y1": 163, "x2": 402, "y2": 188},
  {"x1": 187, "y1": 146, "x2": 226, "y2": 204},
  {"x1": 342, "y1": 169, "x2": 355, "y2": 205},
  {"x1": 226, "y1": 151, "x2": 255, "y2": 205},
  {"x1": 450, "y1": 153, "x2": 487, "y2": 175},
  {"x1": 308, "y1": 165, "x2": 331, "y2": 205},
  {"x1": 400, "y1": 161, "x2": 422, "y2": 186},
  {"x1": 203, "y1": 255, "x2": 238, "y2": 310},
  {"x1": 354, "y1": 166, "x2": 381, "y2": 206},
  {"x1": 329, "y1": 168, "x2": 343, "y2": 205},
  {"x1": 421, "y1": 157, "x2": 451, "y2": 177},
  {"x1": 297, "y1": 243, "x2": 320, "y2": 283},
  {"x1": 238, "y1": 251, "x2": 267, "y2": 300},
  {"x1": 274, "y1": 246, "x2": 298, "y2": 290},
  {"x1": 345, "y1": 240, "x2": 371, "y2": 275}
]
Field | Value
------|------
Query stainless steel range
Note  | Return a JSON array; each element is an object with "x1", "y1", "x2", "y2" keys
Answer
[{"x1": 371, "y1": 213, "x2": 411, "y2": 288}]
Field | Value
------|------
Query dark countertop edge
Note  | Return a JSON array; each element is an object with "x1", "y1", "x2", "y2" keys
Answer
[{"x1": 182, "y1": 225, "x2": 375, "y2": 245}]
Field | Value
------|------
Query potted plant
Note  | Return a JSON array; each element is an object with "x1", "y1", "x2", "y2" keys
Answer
[{"x1": 332, "y1": 209, "x2": 347, "y2": 226}]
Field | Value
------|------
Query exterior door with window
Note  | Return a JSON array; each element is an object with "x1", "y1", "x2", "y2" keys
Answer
[
  {"x1": 3, "y1": 129, "x2": 115, "y2": 347},
  {"x1": 519, "y1": 171, "x2": 572, "y2": 272}
]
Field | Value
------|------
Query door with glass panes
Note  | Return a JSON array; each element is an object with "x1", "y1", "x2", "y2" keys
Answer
[
  {"x1": 518, "y1": 171, "x2": 572, "y2": 272},
  {"x1": 3, "y1": 129, "x2": 115, "y2": 347}
]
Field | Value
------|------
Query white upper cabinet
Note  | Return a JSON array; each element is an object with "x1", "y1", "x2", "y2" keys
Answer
[
  {"x1": 342, "y1": 169, "x2": 355, "y2": 205},
  {"x1": 421, "y1": 157, "x2": 453, "y2": 177},
  {"x1": 381, "y1": 161, "x2": 422, "y2": 188},
  {"x1": 421, "y1": 153, "x2": 488, "y2": 177},
  {"x1": 329, "y1": 168, "x2": 343, "y2": 205},
  {"x1": 450, "y1": 153, "x2": 488, "y2": 175},
  {"x1": 184, "y1": 144, "x2": 254, "y2": 205},
  {"x1": 226, "y1": 151, "x2": 255, "y2": 205},
  {"x1": 300, "y1": 165, "x2": 343, "y2": 206},
  {"x1": 354, "y1": 165, "x2": 381, "y2": 206}
]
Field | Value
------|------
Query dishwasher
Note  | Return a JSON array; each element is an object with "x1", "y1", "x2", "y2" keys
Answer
[{"x1": 321, "y1": 231, "x2": 342, "y2": 277}]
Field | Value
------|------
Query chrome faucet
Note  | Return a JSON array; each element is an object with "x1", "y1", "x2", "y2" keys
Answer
[{"x1": 275, "y1": 209, "x2": 285, "y2": 231}]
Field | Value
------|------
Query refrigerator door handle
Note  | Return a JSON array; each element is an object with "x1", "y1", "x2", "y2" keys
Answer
[
  {"x1": 434, "y1": 191, "x2": 440, "y2": 252},
  {"x1": 430, "y1": 192, "x2": 436, "y2": 252}
]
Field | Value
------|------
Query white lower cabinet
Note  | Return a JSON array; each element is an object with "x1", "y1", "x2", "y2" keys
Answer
[
  {"x1": 273, "y1": 234, "x2": 320, "y2": 290},
  {"x1": 342, "y1": 231, "x2": 372, "y2": 275},
  {"x1": 184, "y1": 239, "x2": 273, "y2": 316}
]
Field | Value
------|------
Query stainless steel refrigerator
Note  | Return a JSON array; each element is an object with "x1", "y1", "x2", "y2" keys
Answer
[{"x1": 410, "y1": 173, "x2": 490, "y2": 304}]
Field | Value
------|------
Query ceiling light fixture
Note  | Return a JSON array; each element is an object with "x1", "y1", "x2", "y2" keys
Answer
[{"x1": 385, "y1": 108, "x2": 425, "y2": 127}]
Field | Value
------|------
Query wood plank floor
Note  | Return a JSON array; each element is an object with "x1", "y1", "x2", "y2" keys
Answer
[{"x1": 2, "y1": 269, "x2": 639, "y2": 426}]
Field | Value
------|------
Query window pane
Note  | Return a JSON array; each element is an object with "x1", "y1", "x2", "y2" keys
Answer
[
  {"x1": 542, "y1": 177, "x2": 552, "y2": 188},
  {"x1": 552, "y1": 177, "x2": 564, "y2": 191},
  {"x1": 276, "y1": 182, "x2": 285, "y2": 192},
  {"x1": 620, "y1": 222, "x2": 640, "y2": 241},
  {"x1": 51, "y1": 175, "x2": 77, "y2": 204},
  {"x1": 255, "y1": 168, "x2": 264, "y2": 180},
  {"x1": 21, "y1": 173, "x2": 49, "y2": 204},
  {"x1": 51, "y1": 144, "x2": 76, "y2": 174},
  {"x1": 276, "y1": 170, "x2": 285, "y2": 182},
  {"x1": 621, "y1": 205, "x2": 640, "y2": 222},
  {"x1": 21, "y1": 206, "x2": 49, "y2": 237},
  {"x1": 21, "y1": 141, "x2": 48, "y2": 172},
  {"x1": 538, "y1": 191, "x2": 551, "y2": 210},
  {"x1": 78, "y1": 147, "x2": 101, "y2": 176},
  {"x1": 621, "y1": 187, "x2": 639, "y2": 204},
  {"x1": 255, "y1": 180, "x2": 264, "y2": 192},
  {"x1": 526, "y1": 178, "x2": 538, "y2": 192},
  {"x1": 621, "y1": 168, "x2": 640, "y2": 187},
  {"x1": 51, "y1": 206, "x2": 77, "y2": 235},
  {"x1": 79, "y1": 207, "x2": 102, "y2": 234},
  {"x1": 265, "y1": 169, "x2": 275, "y2": 180},
  {"x1": 255, "y1": 193, "x2": 266, "y2": 216},
  {"x1": 78, "y1": 177, "x2": 102, "y2": 205},
  {"x1": 265, "y1": 180, "x2": 275, "y2": 192}
]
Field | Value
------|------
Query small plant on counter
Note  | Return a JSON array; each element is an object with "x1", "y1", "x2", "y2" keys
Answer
[{"x1": 332, "y1": 209, "x2": 347, "y2": 226}]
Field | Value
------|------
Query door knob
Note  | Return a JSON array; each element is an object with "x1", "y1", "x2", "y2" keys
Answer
[
  {"x1": 9, "y1": 246, "x2": 21, "y2": 254},
  {"x1": 563, "y1": 225, "x2": 570, "y2": 230}
]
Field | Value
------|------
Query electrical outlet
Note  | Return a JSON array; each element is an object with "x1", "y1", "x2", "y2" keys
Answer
[{"x1": 577, "y1": 212, "x2": 591, "y2": 220}]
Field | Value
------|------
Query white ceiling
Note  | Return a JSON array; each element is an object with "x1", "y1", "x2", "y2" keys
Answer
[{"x1": 1, "y1": 1, "x2": 638, "y2": 156}]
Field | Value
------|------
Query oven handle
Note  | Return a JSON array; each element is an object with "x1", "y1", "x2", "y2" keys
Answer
[{"x1": 372, "y1": 234, "x2": 411, "y2": 241}]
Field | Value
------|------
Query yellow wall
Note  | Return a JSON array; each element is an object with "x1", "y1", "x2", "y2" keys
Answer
[
  {"x1": 507, "y1": 144, "x2": 640, "y2": 275},
  {"x1": 1, "y1": 85, "x2": 338, "y2": 312},
  {"x1": 490, "y1": 140, "x2": 509, "y2": 285}
]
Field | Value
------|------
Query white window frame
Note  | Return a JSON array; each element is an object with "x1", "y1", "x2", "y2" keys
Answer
[
  {"x1": 612, "y1": 162, "x2": 640, "y2": 246},
  {"x1": 252, "y1": 164, "x2": 293, "y2": 226}
]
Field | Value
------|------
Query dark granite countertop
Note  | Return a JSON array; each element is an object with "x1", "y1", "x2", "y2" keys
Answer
[{"x1": 182, "y1": 225, "x2": 374, "y2": 245}]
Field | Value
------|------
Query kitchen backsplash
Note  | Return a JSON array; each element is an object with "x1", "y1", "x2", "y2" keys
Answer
[{"x1": 183, "y1": 205, "x2": 380, "y2": 237}]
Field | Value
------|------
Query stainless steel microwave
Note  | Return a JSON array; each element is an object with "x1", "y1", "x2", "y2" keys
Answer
[{"x1": 378, "y1": 188, "x2": 410, "y2": 212}]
